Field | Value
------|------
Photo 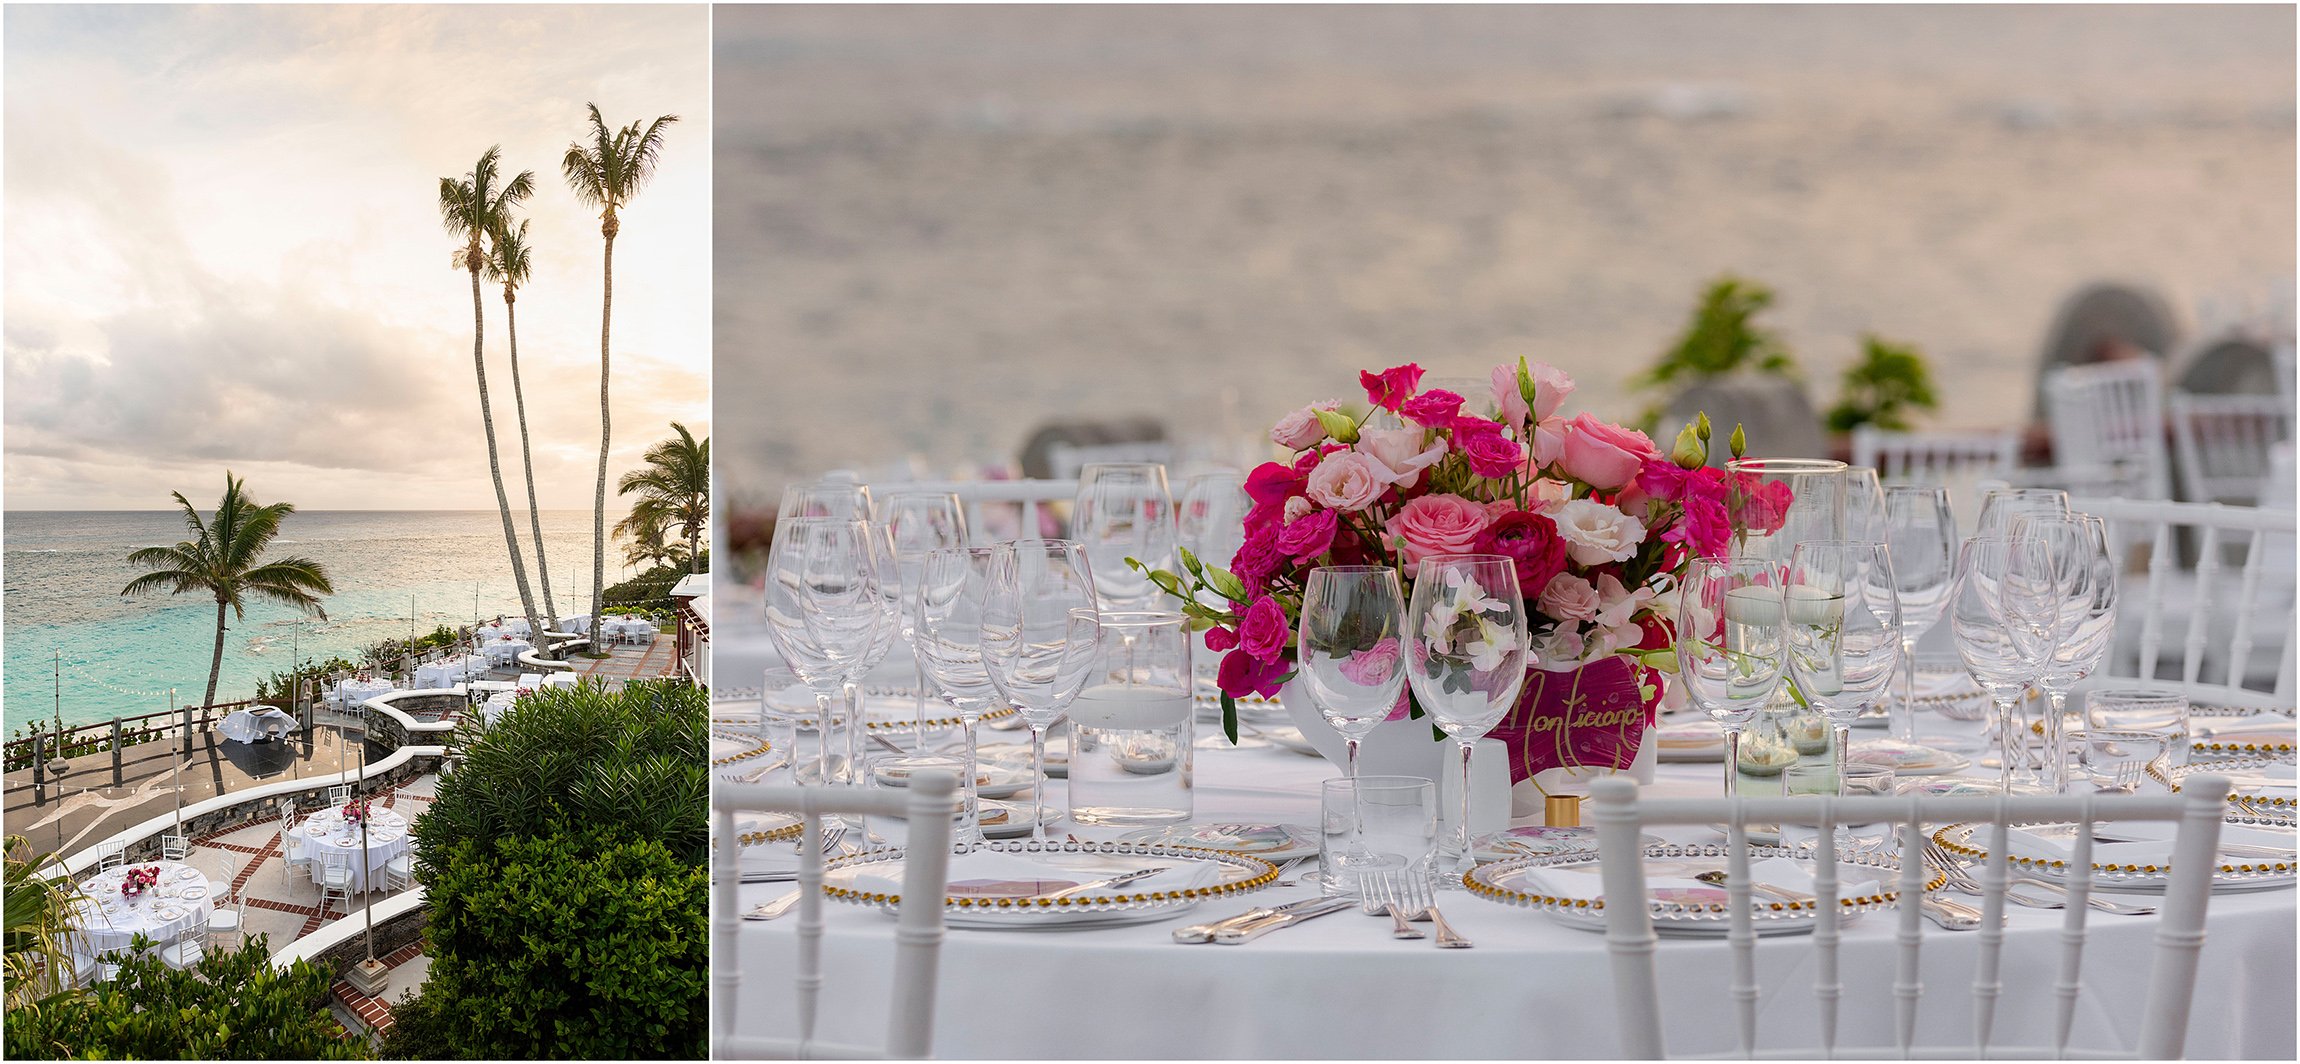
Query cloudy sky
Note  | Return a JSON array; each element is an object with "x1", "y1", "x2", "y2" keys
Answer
[{"x1": 4, "y1": 4, "x2": 711, "y2": 510}]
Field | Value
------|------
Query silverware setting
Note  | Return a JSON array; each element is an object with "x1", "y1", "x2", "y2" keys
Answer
[
  {"x1": 1172, "y1": 896, "x2": 1350, "y2": 943},
  {"x1": 1213, "y1": 896, "x2": 1355, "y2": 944},
  {"x1": 1360, "y1": 870, "x2": 1472, "y2": 948},
  {"x1": 747, "y1": 890, "x2": 801, "y2": 921},
  {"x1": 1922, "y1": 841, "x2": 2157, "y2": 916},
  {"x1": 1041, "y1": 866, "x2": 1165, "y2": 901}
]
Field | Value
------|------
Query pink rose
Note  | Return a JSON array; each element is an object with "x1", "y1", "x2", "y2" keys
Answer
[
  {"x1": 1527, "y1": 477, "x2": 1574, "y2": 505},
  {"x1": 1529, "y1": 417, "x2": 1565, "y2": 469},
  {"x1": 1218, "y1": 648, "x2": 1291, "y2": 699},
  {"x1": 1552, "y1": 497, "x2": 1647, "y2": 566},
  {"x1": 1356, "y1": 427, "x2": 1447, "y2": 488},
  {"x1": 1728, "y1": 470, "x2": 1794, "y2": 536},
  {"x1": 1538, "y1": 573, "x2": 1601, "y2": 621},
  {"x1": 1270, "y1": 399, "x2": 1342, "y2": 450},
  {"x1": 1400, "y1": 389, "x2": 1465, "y2": 428},
  {"x1": 1282, "y1": 495, "x2": 1315, "y2": 523},
  {"x1": 1274, "y1": 508, "x2": 1339, "y2": 562},
  {"x1": 1383, "y1": 493, "x2": 1494, "y2": 574},
  {"x1": 1529, "y1": 362, "x2": 1575, "y2": 421},
  {"x1": 1592, "y1": 573, "x2": 1656, "y2": 628},
  {"x1": 1238, "y1": 596, "x2": 1290, "y2": 664},
  {"x1": 1452, "y1": 418, "x2": 1529, "y2": 480},
  {"x1": 1305, "y1": 450, "x2": 1389, "y2": 512},
  {"x1": 1558, "y1": 413, "x2": 1657, "y2": 490},
  {"x1": 1359, "y1": 363, "x2": 1425, "y2": 413},
  {"x1": 1337, "y1": 637, "x2": 1401, "y2": 687},
  {"x1": 1490, "y1": 364, "x2": 1530, "y2": 427}
]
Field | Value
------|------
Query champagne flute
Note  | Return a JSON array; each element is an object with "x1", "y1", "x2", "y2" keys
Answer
[
  {"x1": 1783, "y1": 542, "x2": 1903, "y2": 809},
  {"x1": 877, "y1": 491, "x2": 971, "y2": 750},
  {"x1": 2008, "y1": 512, "x2": 2119, "y2": 793},
  {"x1": 1403, "y1": 554, "x2": 1529, "y2": 887},
  {"x1": 1073, "y1": 463, "x2": 1177, "y2": 612},
  {"x1": 762, "y1": 517, "x2": 874, "y2": 786},
  {"x1": 1882, "y1": 485, "x2": 1956, "y2": 745},
  {"x1": 1676, "y1": 558, "x2": 1786, "y2": 797},
  {"x1": 1950, "y1": 536, "x2": 2055, "y2": 793},
  {"x1": 1296, "y1": 566, "x2": 1409, "y2": 780},
  {"x1": 914, "y1": 547, "x2": 1000, "y2": 850},
  {"x1": 982, "y1": 540, "x2": 1103, "y2": 843}
]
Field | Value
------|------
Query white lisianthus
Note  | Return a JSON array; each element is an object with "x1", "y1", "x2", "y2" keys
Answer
[
  {"x1": 1552, "y1": 498, "x2": 1647, "y2": 566},
  {"x1": 1465, "y1": 616, "x2": 1515, "y2": 672}
]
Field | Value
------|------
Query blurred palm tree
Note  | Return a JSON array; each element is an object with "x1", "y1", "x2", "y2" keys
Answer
[
  {"x1": 121, "y1": 473, "x2": 333, "y2": 711},
  {"x1": 562, "y1": 104, "x2": 680, "y2": 643},
  {"x1": 5, "y1": 836, "x2": 87, "y2": 1012},
  {"x1": 440, "y1": 145, "x2": 544, "y2": 639},
  {"x1": 484, "y1": 216, "x2": 558, "y2": 622},
  {"x1": 617, "y1": 423, "x2": 709, "y2": 576},
  {"x1": 615, "y1": 509, "x2": 689, "y2": 572}
]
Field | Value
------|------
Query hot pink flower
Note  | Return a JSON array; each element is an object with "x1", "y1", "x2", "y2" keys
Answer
[
  {"x1": 1232, "y1": 522, "x2": 1283, "y2": 597},
  {"x1": 1305, "y1": 450, "x2": 1389, "y2": 511},
  {"x1": 1400, "y1": 389, "x2": 1466, "y2": 428},
  {"x1": 1539, "y1": 573, "x2": 1601, "y2": 621},
  {"x1": 1452, "y1": 418, "x2": 1530, "y2": 480},
  {"x1": 1359, "y1": 363, "x2": 1426, "y2": 413},
  {"x1": 1244, "y1": 460, "x2": 1308, "y2": 508},
  {"x1": 1728, "y1": 470, "x2": 1794, "y2": 535},
  {"x1": 1204, "y1": 625, "x2": 1240, "y2": 653},
  {"x1": 1558, "y1": 414, "x2": 1657, "y2": 490},
  {"x1": 1274, "y1": 508, "x2": 1339, "y2": 562},
  {"x1": 1238, "y1": 596, "x2": 1290, "y2": 664},
  {"x1": 1218, "y1": 647, "x2": 1291, "y2": 699},
  {"x1": 1477, "y1": 508, "x2": 1571, "y2": 592},
  {"x1": 1384, "y1": 493, "x2": 1494, "y2": 574}
]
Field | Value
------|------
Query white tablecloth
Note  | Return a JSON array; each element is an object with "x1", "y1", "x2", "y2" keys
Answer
[
  {"x1": 543, "y1": 672, "x2": 579, "y2": 689},
  {"x1": 413, "y1": 656, "x2": 484, "y2": 690},
  {"x1": 480, "y1": 691, "x2": 519, "y2": 723},
  {"x1": 602, "y1": 617, "x2": 657, "y2": 642},
  {"x1": 69, "y1": 862, "x2": 214, "y2": 956},
  {"x1": 482, "y1": 639, "x2": 532, "y2": 665},
  {"x1": 290, "y1": 808, "x2": 413, "y2": 894},
  {"x1": 730, "y1": 710, "x2": 2297, "y2": 1058},
  {"x1": 217, "y1": 706, "x2": 299, "y2": 743},
  {"x1": 335, "y1": 678, "x2": 396, "y2": 705},
  {"x1": 559, "y1": 614, "x2": 592, "y2": 636}
]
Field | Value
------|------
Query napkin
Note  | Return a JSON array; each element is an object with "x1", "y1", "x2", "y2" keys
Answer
[
  {"x1": 2006, "y1": 820, "x2": 2298, "y2": 866},
  {"x1": 1657, "y1": 721, "x2": 1724, "y2": 747},
  {"x1": 854, "y1": 851, "x2": 1222, "y2": 899},
  {"x1": 1523, "y1": 855, "x2": 1881, "y2": 907}
]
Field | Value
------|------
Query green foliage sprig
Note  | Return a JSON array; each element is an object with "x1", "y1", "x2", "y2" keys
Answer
[
  {"x1": 1825, "y1": 333, "x2": 1940, "y2": 433},
  {"x1": 1635, "y1": 275, "x2": 1800, "y2": 429}
]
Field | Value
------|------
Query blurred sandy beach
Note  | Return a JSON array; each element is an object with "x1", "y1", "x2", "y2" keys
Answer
[{"x1": 714, "y1": 4, "x2": 2294, "y2": 508}]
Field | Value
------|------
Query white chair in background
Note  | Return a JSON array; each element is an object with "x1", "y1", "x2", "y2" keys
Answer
[
  {"x1": 316, "y1": 861, "x2": 354, "y2": 916},
  {"x1": 207, "y1": 891, "x2": 246, "y2": 951},
  {"x1": 2167, "y1": 391, "x2": 2292, "y2": 505},
  {"x1": 2044, "y1": 358, "x2": 2172, "y2": 500},
  {"x1": 326, "y1": 785, "x2": 352, "y2": 806},
  {"x1": 1851, "y1": 426, "x2": 2020, "y2": 484},
  {"x1": 384, "y1": 853, "x2": 415, "y2": 893},
  {"x1": 1594, "y1": 774, "x2": 2230, "y2": 1059},
  {"x1": 2074, "y1": 496, "x2": 2297, "y2": 706},
  {"x1": 159, "y1": 835, "x2": 189, "y2": 862},
  {"x1": 712, "y1": 772, "x2": 958, "y2": 1060},
  {"x1": 96, "y1": 842, "x2": 125, "y2": 872},
  {"x1": 876, "y1": 479, "x2": 1080, "y2": 546},
  {"x1": 159, "y1": 936, "x2": 204, "y2": 972},
  {"x1": 1045, "y1": 439, "x2": 1175, "y2": 480}
]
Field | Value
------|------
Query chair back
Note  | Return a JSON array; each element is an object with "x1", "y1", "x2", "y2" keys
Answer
[
  {"x1": 2073, "y1": 496, "x2": 2297, "y2": 705},
  {"x1": 326, "y1": 785, "x2": 352, "y2": 805},
  {"x1": 2045, "y1": 359, "x2": 2171, "y2": 500},
  {"x1": 1852, "y1": 426, "x2": 2020, "y2": 484},
  {"x1": 712, "y1": 772, "x2": 958, "y2": 1060},
  {"x1": 873, "y1": 479, "x2": 1079, "y2": 546},
  {"x1": 2167, "y1": 391, "x2": 2293, "y2": 505},
  {"x1": 96, "y1": 843, "x2": 125, "y2": 871},
  {"x1": 1594, "y1": 775, "x2": 2230, "y2": 1059},
  {"x1": 1045, "y1": 439, "x2": 1174, "y2": 480},
  {"x1": 159, "y1": 835, "x2": 189, "y2": 861}
]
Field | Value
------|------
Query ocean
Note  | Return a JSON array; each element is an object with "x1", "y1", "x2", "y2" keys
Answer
[{"x1": 3, "y1": 509, "x2": 635, "y2": 729}]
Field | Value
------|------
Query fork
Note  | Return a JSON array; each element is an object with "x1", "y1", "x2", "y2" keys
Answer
[
  {"x1": 1359, "y1": 870, "x2": 1424, "y2": 938},
  {"x1": 1393, "y1": 872, "x2": 1472, "y2": 948}
]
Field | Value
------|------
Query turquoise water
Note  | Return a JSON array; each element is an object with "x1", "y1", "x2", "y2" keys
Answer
[{"x1": 4, "y1": 510, "x2": 635, "y2": 730}]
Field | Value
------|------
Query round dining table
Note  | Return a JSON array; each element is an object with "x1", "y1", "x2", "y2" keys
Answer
[
  {"x1": 68, "y1": 861, "x2": 215, "y2": 959},
  {"x1": 413, "y1": 656, "x2": 484, "y2": 690},
  {"x1": 335, "y1": 677, "x2": 396, "y2": 706},
  {"x1": 290, "y1": 807, "x2": 413, "y2": 894},
  {"x1": 728, "y1": 703, "x2": 2297, "y2": 1058}
]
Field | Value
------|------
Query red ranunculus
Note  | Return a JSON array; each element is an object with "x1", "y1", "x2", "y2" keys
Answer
[{"x1": 1478, "y1": 508, "x2": 1571, "y2": 597}]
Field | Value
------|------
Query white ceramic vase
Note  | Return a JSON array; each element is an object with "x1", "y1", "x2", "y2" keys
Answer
[{"x1": 1278, "y1": 677, "x2": 1511, "y2": 837}]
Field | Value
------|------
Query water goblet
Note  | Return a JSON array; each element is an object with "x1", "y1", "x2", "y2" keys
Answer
[
  {"x1": 1297, "y1": 566, "x2": 1409, "y2": 780},
  {"x1": 1950, "y1": 536, "x2": 2056, "y2": 793},
  {"x1": 763, "y1": 517, "x2": 877, "y2": 787},
  {"x1": 1677, "y1": 557, "x2": 1787, "y2": 797},
  {"x1": 1974, "y1": 487, "x2": 2068, "y2": 536},
  {"x1": 1882, "y1": 485, "x2": 1955, "y2": 745},
  {"x1": 914, "y1": 546, "x2": 1001, "y2": 850},
  {"x1": 2008, "y1": 512, "x2": 2119, "y2": 793},
  {"x1": 876, "y1": 491, "x2": 971, "y2": 750},
  {"x1": 1404, "y1": 554, "x2": 1529, "y2": 887},
  {"x1": 1073, "y1": 463, "x2": 1176, "y2": 612},
  {"x1": 982, "y1": 540, "x2": 1103, "y2": 842}
]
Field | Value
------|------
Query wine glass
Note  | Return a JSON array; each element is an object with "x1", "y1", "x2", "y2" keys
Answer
[
  {"x1": 778, "y1": 480, "x2": 873, "y2": 522},
  {"x1": 1403, "y1": 554, "x2": 1529, "y2": 887},
  {"x1": 796, "y1": 518, "x2": 888, "y2": 786},
  {"x1": 1073, "y1": 463, "x2": 1177, "y2": 611},
  {"x1": 1676, "y1": 557, "x2": 1787, "y2": 797},
  {"x1": 834, "y1": 527, "x2": 904, "y2": 786},
  {"x1": 1950, "y1": 536, "x2": 2056, "y2": 793},
  {"x1": 877, "y1": 491, "x2": 971, "y2": 750},
  {"x1": 1296, "y1": 566, "x2": 1409, "y2": 780},
  {"x1": 1845, "y1": 467, "x2": 1888, "y2": 545},
  {"x1": 1975, "y1": 487, "x2": 2068, "y2": 536},
  {"x1": 1882, "y1": 485, "x2": 1956, "y2": 745},
  {"x1": 1783, "y1": 541, "x2": 1903, "y2": 810},
  {"x1": 1176, "y1": 470, "x2": 1250, "y2": 572},
  {"x1": 982, "y1": 540, "x2": 1103, "y2": 842},
  {"x1": 2009, "y1": 512, "x2": 2119, "y2": 793},
  {"x1": 762, "y1": 517, "x2": 874, "y2": 787},
  {"x1": 914, "y1": 546, "x2": 1001, "y2": 849}
]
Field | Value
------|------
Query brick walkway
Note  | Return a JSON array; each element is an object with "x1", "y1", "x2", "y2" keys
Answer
[{"x1": 569, "y1": 638, "x2": 680, "y2": 686}]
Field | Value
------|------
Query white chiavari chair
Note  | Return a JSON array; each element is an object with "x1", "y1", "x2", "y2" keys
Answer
[
  {"x1": 2073, "y1": 497, "x2": 2296, "y2": 706},
  {"x1": 1852, "y1": 427, "x2": 2020, "y2": 485},
  {"x1": 1595, "y1": 774, "x2": 2231, "y2": 1059},
  {"x1": 96, "y1": 842, "x2": 126, "y2": 872},
  {"x1": 874, "y1": 480, "x2": 1079, "y2": 546},
  {"x1": 1045, "y1": 439, "x2": 1174, "y2": 480},
  {"x1": 2045, "y1": 359, "x2": 2172, "y2": 501},
  {"x1": 316, "y1": 859, "x2": 354, "y2": 916},
  {"x1": 2167, "y1": 391, "x2": 2292, "y2": 505},
  {"x1": 159, "y1": 834, "x2": 189, "y2": 861},
  {"x1": 712, "y1": 772, "x2": 957, "y2": 1060}
]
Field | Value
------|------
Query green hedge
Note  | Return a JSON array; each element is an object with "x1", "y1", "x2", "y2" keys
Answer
[{"x1": 3, "y1": 934, "x2": 368, "y2": 1060}]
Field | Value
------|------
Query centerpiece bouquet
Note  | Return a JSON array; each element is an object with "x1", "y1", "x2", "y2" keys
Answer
[
  {"x1": 1138, "y1": 359, "x2": 1783, "y2": 789},
  {"x1": 120, "y1": 865, "x2": 160, "y2": 899},
  {"x1": 342, "y1": 797, "x2": 372, "y2": 825}
]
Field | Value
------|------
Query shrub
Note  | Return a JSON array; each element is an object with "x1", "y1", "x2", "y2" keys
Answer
[
  {"x1": 1636, "y1": 275, "x2": 1800, "y2": 428},
  {"x1": 1826, "y1": 333, "x2": 1940, "y2": 433},
  {"x1": 3, "y1": 933, "x2": 369, "y2": 1060}
]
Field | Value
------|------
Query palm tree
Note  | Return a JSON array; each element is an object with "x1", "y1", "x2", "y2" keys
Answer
[
  {"x1": 617, "y1": 422, "x2": 709, "y2": 576},
  {"x1": 440, "y1": 146, "x2": 544, "y2": 639},
  {"x1": 613, "y1": 506, "x2": 684, "y2": 571},
  {"x1": 5, "y1": 836, "x2": 87, "y2": 1012},
  {"x1": 562, "y1": 104, "x2": 679, "y2": 646},
  {"x1": 120, "y1": 473, "x2": 334, "y2": 711},
  {"x1": 483, "y1": 216, "x2": 557, "y2": 622}
]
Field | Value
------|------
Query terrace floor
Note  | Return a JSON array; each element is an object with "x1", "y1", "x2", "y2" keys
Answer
[{"x1": 568, "y1": 636, "x2": 682, "y2": 684}]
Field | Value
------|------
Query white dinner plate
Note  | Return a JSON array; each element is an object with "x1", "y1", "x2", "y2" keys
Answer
[
  {"x1": 872, "y1": 760, "x2": 1033, "y2": 799},
  {"x1": 182, "y1": 886, "x2": 208, "y2": 900},
  {"x1": 1655, "y1": 720, "x2": 1725, "y2": 762},
  {"x1": 1935, "y1": 820, "x2": 2295, "y2": 894},
  {"x1": 976, "y1": 800, "x2": 1062, "y2": 840},
  {"x1": 978, "y1": 740, "x2": 1070, "y2": 777},
  {"x1": 1117, "y1": 822, "x2": 1320, "y2": 861},
  {"x1": 1848, "y1": 739, "x2": 1970, "y2": 776},
  {"x1": 1471, "y1": 825, "x2": 1664, "y2": 863},
  {"x1": 819, "y1": 840, "x2": 1275, "y2": 930},
  {"x1": 1255, "y1": 725, "x2": 1322, "y2": 757},
  {"x1": 1466, "y1": 844, "x2": 1911, "y2": 937}
]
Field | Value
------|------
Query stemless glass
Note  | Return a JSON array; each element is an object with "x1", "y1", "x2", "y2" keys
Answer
[
  {"x1": 1882, "y1": 485, "x2": 1956, "y2": 744},
  {"x1": 914, "y1": 547, "x2": 1001, "y2": 849},
  {"x1": 1677, "y1": 557, "x2": 1787, "y2": 797},
  {"x1": 1068, "y1": 612, "x2": 1194, "y2": 825},
  {"x1": 877, "y1": 491, "x2": 971, "y2": 749},
  {"x1": 982, "y1": 540, "x2": 1104, "y2": 842},
  {"x1": 763, "y1": 517, "x2": 876, "y2": 787},
  {"x1": 1296, "y1": 566, "x2": 1410, "y2": 780},
  {"x1": 1404, "y1": 554, "x2": 1529, "y2": 887},
  {"x1": 1783, "y1": 542, "x2": 1903, "y2": 804},
  {"x1": 1073, "y1": 463, "x2": 1177, "y2": 612},
  {"x1": 1950, "y1": 536, "x2": 2056, "y2": 792},
  {"x1": 1724, "y1": 458, "x2": 1849, "y2": 568},
  {"x1": 1318, "y1": 776, "x2": 1439, "y2": 901},
  {"x1": 2009, "y1": 513, "x2": 2120, "y2": 793},
  {"x1": 2086, "y1": 689, "x2": 2191, "y2": 771}
]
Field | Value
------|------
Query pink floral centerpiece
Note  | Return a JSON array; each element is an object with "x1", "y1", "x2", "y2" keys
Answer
[
  {"x1": 342, "y1": 797, "x2": 372, "y2": 825},
  {"x1": 119, "y1": 865, "x2": 160, "y2": 899},
  {"x1": 1144, "y1": 359, "x2": 1783, "y2": 789}
]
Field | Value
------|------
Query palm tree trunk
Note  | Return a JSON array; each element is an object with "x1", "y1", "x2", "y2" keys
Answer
[
  {"x1": 470, "y1": 265, "x2": 543, "y2": 639},
  {"x1": 506, "y1": 295, "x2": 557, "y2": 625},
  {"x1": 686, "y1": 521, "x2": 700, "y2": 576},
  {"x1": 203, "y1": 600, "x2": 228, "y2": 714},
  {"x1": 590, "y1": 231, "x2": 615, "y2": 649}
]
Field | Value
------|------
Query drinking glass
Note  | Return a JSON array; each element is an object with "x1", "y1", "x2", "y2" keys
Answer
[
  {"x1": 762, "y1": 517, "x2": 876, "y2": 787},
  {"x1": 1404, "y1": 554, "x2": 1529, "y2": 886},
  {"x1": 2072, "y1": 728, "x2": 2169, "y2": 792},
  {"x1": 1677, "y1": 557, "x2": 1787, "y2": 797},
  {"x1": 1069, "y1": 612, "x2": 1194, "y2": 825},
  {"x1": 1073, "y1": 463, "x2": 1177, "y2": 612},
  {"x1": 914, "y1": 546, "x2": 1001, "y2": 849},
  {"x1": 983, "y1": 540, "x2": 1103, "y2": 842},
  {"x1": 2086, "y1": 689, "x2": 2191, "y2": 771},
  {"x1": 2009, "y1": 513, "x2": 2120, "y2": 793},
  {"x1": 1318, "y1": 776, "x2": 1439, "y2": 901},
  {"x1": 757, "y1": 666, "x2": 807, "y2": 785},
  {"x1": 778, "y1": 480, "x2": 874, "y2": 522},
  {"x1": 1784, "y1": 542, "x2": 1903, "y2": 802},
  {"x1": 1845, "y1": 467, "x2": 1888, "y2": 545},
  {"x1": 1724, "y1": 458, "x2": 1848, "y2": 568},
  {"x1": 1178, "y1": 470, "x2": 1251, "y2": 694},
  {"x1": 1975, "y1": 487, "x2": 2068, "y2": 536},
  {"x1": 1296, "y1": 566, "x2": 1409, "y2": 780},
  {"x1": 877, "y1": 491, "x2": 971, "y2": 749},
  {"x1": 1882, "y1": 485, "x2": 1955, "y2": 744},
  {"x1": 1949, "y1": 536, "x2": 2055, "y2": 792},
  {"x1": 796, "y1": 519, "x2": 890, "y2": 786},
  {"x1": 834, "y1": 527, "x2": 905, "y2": 786}
]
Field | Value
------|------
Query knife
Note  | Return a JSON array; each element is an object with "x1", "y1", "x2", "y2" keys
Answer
[
  {"x1": 1041, "y1": 866, "x2": 1167, "y2": 901},
  {"x1": 1171, "y1": 896, "x2": 1339, "y2": 944},
  {"x1": 1213, "y1": 897, "x2": 1357, "y2": 943}
]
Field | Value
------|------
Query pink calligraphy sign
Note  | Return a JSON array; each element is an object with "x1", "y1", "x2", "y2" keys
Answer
[{"x1": 1489, "y1": 656, "x2": 1661, "y2": 785}]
